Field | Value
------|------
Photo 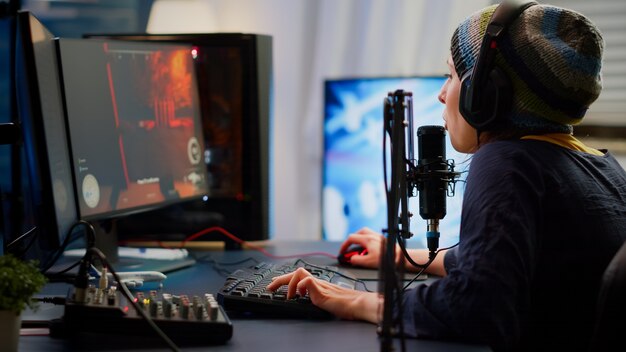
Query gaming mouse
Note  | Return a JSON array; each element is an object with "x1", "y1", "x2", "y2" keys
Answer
[{"x1": 338, "y1": 245, "x2": 368, "y2": 266}]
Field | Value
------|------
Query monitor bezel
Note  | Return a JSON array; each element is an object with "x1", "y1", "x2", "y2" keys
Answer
[
  {"x1": 55, "y1": 37, "x2": 210, "y2": 223},
  {"x1": 82, "y1": 33, "x2": 272, "y2": 242},
  {"x1": 13, "y1": 10, "x2": 78, "y2": 253}
]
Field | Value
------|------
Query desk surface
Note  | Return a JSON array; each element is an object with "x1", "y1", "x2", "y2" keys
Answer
[{"x1": 20, "y1": 241, "x2": 491, "y2": 352}]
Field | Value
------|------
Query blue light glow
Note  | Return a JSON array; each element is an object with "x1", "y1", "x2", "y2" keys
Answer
[{"x1": 323, "y1": 77, "x2": 469, "y2": 248}]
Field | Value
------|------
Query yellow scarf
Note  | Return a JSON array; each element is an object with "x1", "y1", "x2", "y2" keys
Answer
[{"x1": 521, "y1": 134, "x2": 604, "y2": 156}]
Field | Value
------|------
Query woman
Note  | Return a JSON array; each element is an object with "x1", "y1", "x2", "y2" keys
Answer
[{"x1": 268, "y1": 2, "x2": 626, "y2": 351}]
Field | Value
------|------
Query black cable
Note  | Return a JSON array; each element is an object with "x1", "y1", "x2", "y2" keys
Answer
[
  {"x1": 195, "y1": 254, "x2": 260, "y2": 277},
  {"x1": 6, "y1": 226, "x2": 38, "y2": 258},
  {"x1": 87, "y1": 247, "x2": 181, "y2": 352},
  {"x1": 19, "y1": 228, "x2": 39, "y2": 256},
  {"x1": 194, "y1": 253, "x2": 259, "y2": 266},
  {"x1": 41, "y1": 220, "x2": 95, "y2": 274},
  {"x1": 4, "y1": 224, "x2": 34, "y2": 249},
  {"x1": 401, "y1": 242, "x2": 459, "y2": 290},
  {"x1": 402, "y1": 266, "x2": 428, "y2": 291},
  {"x1": 33, "y1": 296, "x2": 66, "y2": 305},
  {"x1": 397, "y1": 236, "x2": 434, "y2": 269},
  {"x1": 44, "y1": 259, "x2": 81, "y2": 282}
]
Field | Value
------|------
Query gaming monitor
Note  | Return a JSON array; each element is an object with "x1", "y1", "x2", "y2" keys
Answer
[
  {"x1": 323, "y1": 76, "x2": 468, "y2": 248},
  {"x1": 83, "y1": 33, "x2": 273, "y2": 243},
  {"x1": 13, "y1": 11, "x2": 77, "y2": 259},
  {"x1": 56, "y1": 38, "x2": 209, "y2": 266}
]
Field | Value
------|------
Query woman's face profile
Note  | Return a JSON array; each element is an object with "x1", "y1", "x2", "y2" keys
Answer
[{"x1": 439, "y1": 57, "x2": 477, "y2": 154}]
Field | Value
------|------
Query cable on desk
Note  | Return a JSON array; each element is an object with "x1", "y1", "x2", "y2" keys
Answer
[
  {"x1": 44, "y1": 259, "x2": 82, "y2": 283},
  {"x1": 390, "y1": 241, "x2": 461, "y2": 351},
  {"x1": 194, "y1": 254, "x2": 259, "y2": 266},
  {"x1": 194, "y1": 254, "x2": 260, "y2": 277},
  {"x1": 86, "y1": 247, "x2": 181, "y2": 352},
  {"x1": 123, "y1": 226, "x2": 338, "y2": 260},
  {"x1": 33, "y1": 296, "x2": 67, "y2": 305},
  {"x1": 41, "y1": 220, "x2": 96, "y2": 274}
]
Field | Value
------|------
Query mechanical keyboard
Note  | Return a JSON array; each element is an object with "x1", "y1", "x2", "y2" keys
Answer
[
  {"x1": 54, "y1": 287, "x2": 233, "y2": 345},
  {"x1": 217, "y1": 260, "x2": 356, "y2": 319}
]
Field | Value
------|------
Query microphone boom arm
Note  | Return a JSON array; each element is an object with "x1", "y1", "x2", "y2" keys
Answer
[{"x1": 378, "y1": 90, "x2": 460, "y2": 351}]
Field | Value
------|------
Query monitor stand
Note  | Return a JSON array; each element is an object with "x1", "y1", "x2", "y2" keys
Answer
[{"x1": 91, "y1": 219, "x2": 196, "y2": 274}]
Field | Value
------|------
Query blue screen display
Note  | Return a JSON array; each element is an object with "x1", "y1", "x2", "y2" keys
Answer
[{"x1": 323, "y1": 76, "x2": 469, "y2": 248}]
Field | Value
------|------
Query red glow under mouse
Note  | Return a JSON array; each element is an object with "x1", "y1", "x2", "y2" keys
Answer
[{"x1": 338, "y1": 246, "x2": 368, "y2": 265}]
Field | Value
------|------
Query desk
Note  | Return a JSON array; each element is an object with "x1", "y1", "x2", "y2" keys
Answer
[{"x1": 19, "y1": 241, "x2": 491, "y2": 352}]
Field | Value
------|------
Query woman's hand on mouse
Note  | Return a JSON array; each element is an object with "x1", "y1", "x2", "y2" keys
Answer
[
  {"x1": 338, "y1": 227, "x2": 401, "y2": 269},
  {"x1": 266, "y1": 267, "x2": 380, "y2": 323}
]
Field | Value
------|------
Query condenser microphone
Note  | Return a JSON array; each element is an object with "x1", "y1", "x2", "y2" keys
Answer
[
  {"x1": 417, "y1": 125, "x2": 448, "y2": 220},
  {"x1": 417, "y1": 125, "x2": 449, "y2": 255}
]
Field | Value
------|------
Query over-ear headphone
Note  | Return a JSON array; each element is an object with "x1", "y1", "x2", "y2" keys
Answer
[{"x1": 459, "y1": 0, "x2": 537, "y2": 131}]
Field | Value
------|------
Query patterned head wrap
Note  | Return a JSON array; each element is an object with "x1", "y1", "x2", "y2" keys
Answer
[{"x1": 450, "y1": 3, "x2": 604, "y2": 133}]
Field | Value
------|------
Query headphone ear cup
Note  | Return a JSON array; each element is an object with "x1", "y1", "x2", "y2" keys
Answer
[
  {"x1": 459, "y1": 70, "x2": 475, "y2": 126},
  {"x1": 458, "y1": 67, "x2": 513, "y2": 130},
  {"x1": 487, "y1": 67, "x2": 513, "y2": 125}
]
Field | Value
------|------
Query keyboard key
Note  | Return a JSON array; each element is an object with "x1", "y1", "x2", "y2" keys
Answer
[{"x1": 216, "y1": 260, "x2": 356, "y2": 319}]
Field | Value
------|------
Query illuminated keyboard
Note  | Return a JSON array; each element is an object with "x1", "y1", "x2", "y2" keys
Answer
[{"x1": 217, "y1": 260, "x2": 356, "y2": 319}]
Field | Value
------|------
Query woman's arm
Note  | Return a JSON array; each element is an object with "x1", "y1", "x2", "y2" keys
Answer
[{"x1": 400, "y1": 248, "x2": 448, "y2": 277}]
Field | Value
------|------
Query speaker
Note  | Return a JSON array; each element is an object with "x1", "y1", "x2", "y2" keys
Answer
[{"x1": 459, "y1": 0, "x2": 537, "y2": 131}]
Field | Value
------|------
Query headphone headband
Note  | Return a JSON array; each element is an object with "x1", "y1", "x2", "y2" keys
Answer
[{"x1": 460, "y1": 0, "x2": 538, "y2": 130}]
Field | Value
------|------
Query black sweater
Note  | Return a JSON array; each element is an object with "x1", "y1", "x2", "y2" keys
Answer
[{"x1": 399, "y1": 139, "x2": 626, "y2": 351}]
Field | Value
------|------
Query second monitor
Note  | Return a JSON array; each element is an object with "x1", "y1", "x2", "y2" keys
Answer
[
  {"x1": 85, "y1": 33, "x2": 273, "y2": 244},
  {"x1": 57, "y1": 38, "x2": 209, "y2": 265},
  {"x1": 323, "y1": 76, "x2": 468, "y2": 247}
]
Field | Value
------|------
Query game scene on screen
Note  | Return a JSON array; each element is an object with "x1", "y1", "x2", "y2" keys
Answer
[{"x1": 58, "y1": 39, "x2": 208, "y2": 219}]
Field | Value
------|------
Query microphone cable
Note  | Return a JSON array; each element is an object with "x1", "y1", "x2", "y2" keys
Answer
[{"x1": 85, "y1": 247, "x2": 181, "y2": 352}]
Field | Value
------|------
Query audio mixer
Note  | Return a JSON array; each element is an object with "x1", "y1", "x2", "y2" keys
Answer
[{"x1": 53, "y1": 286, "x2": 233, "y2": 345}]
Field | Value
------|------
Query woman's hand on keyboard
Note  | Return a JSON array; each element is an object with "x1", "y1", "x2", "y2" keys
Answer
[{"x1": 266, "y1": 267, "x2": 379, "y2": 323}]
